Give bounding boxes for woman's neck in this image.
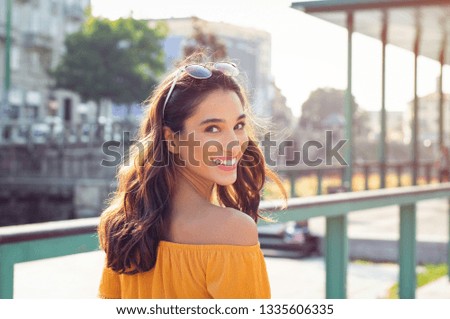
[171,167,215,212]
[162,168,216,242]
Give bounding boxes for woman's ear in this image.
[163,126,179,154]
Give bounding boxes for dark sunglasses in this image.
[162,62,239,118]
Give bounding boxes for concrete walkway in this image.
[13,250,448,299]
[307,198,449,264]
[307,198,448,242]
[14,250,400,299]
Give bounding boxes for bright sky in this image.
[91,0,450,117]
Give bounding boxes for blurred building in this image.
[0,0,91,142]
[148,17,273,117]
[403,90,450,146]
[367,110,404,143]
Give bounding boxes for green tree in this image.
[52,14,167,121]
[299,88,368,135]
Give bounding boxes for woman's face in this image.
[174,89,248,186]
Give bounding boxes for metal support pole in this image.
[411,17,421,186]
[397,165,403,187]
[399,203,417,299]
[343,12,354,191]
[438,30,446,150]
[2,0,12,118]
[317,169,323,195]
[289,173,297,198]
[364,165,369,190]
[448,198,450,281]
[325,214,348,298]
[379,10,388,189]
[0,247,14,299]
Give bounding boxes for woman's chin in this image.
[214,175,238,186]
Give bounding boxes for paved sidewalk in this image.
[303,198,449,264]
[417,277,450,299]
[13,250,395,298]
[307,198,448,243]
[14,249,446,299]
[264,255,398,298]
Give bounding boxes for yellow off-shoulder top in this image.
[98,240,271,299]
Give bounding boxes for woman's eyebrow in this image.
[199,114,246,126]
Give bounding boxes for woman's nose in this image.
[222,130,243,157]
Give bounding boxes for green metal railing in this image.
[1,183,449,299]
[277,160,437,197]
[259,182,450,298]
[0,219,99,299]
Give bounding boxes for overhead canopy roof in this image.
[291,0,450,65]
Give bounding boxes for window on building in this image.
[11,47,20,70]
[51,0,59,15]
[31,0,40,9]
[28,14,38,35]
[64,98,72,122]
[31,52,40,72]
[25,105,39,119]
[25,91,42,119]
[9,105,20,120]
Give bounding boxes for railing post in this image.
[364,165,369,190]
[425,164,431,184]
[340,167,346,188]
[399,203,416,298]
[325,214,348,298]
[0,246,14,299]
[289,173,297,198]
[396,165,402,187]
[317,169,323,195]
[448,198,450,281]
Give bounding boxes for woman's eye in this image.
[205,126,220,133]
[235,122,246,130]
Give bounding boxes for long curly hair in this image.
[98,58,287,274]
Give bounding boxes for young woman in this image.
[97,57,286,299]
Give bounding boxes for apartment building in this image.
[0,0,90,141]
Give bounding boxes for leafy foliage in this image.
[52,14,167,105]
[183,18,227,61]
[299,88,368,135]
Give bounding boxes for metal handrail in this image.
[1,183,449,299]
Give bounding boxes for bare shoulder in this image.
[207,206,259,246]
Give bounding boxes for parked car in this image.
[258,220,320,257]
[30,118,64,143]
[30,123,50,143]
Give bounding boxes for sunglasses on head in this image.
[162,62,239,118]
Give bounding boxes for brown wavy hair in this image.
[98,58,287,274]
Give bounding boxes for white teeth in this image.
[224,158,237,166]
[213,158,237,166]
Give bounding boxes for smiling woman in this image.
[97,54,287,299]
